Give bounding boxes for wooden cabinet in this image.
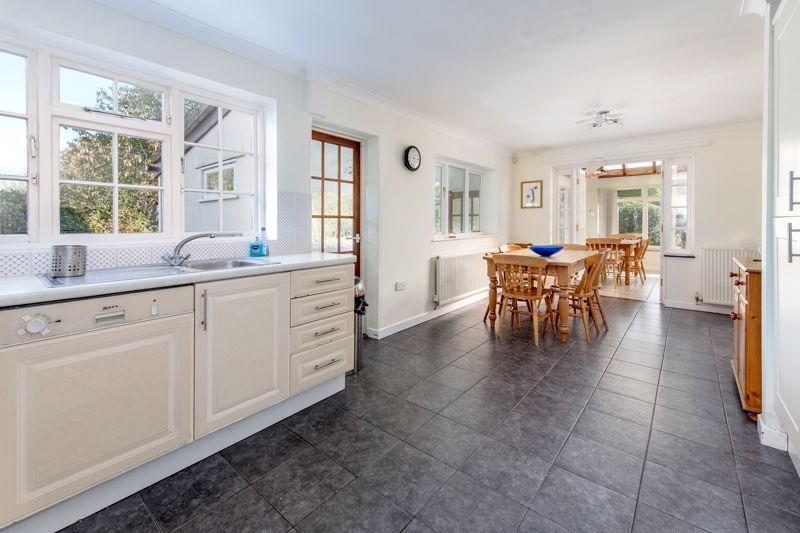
[194,274,290,437]
[730,258,762,420]
[0,315,194,527]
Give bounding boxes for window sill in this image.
[431,233,497,242]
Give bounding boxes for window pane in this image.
[670,164,688,185]
[311,218,322,252]
[223,193,254,231]
[617,199,643,234]
[312,140,322,177]
[469,172,481,232]
[221,109,254,152]
[312,179,322,215]
[672,229,688,249]
[616,188,641,198]
[0,51,26,114]
[434,165,442,233]
[0,179,27,234]
[59,67,113,110]
[340,218,353,252]
[647,200,661,246]
[324,143,338,178]
[341,146,354,181]
[338,182,353,217]
[184,99,219,147]
[671,207,688,228]
[0,116,27,176]
[647,186,661,197]
[324,180,338,216]
[59,125,112,183]
[185,191,219,232]
[183,145,218,189]
[448,166,465,234]
[117,82,162,121]
[323,218,338,252]
[118,135,162,186]
[119,188,160,233]
[671,185,687,207]
[221,152,254,194]
[60,184,112,233]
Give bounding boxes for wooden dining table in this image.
[483,248,601,343]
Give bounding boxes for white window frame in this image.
[662,155,694,254]
[0,43,38,244]
[200,159,237,201]
[0,35,270,246]
[434,160,484,238]
[613,184,662,249]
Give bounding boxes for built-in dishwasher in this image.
[0,287,195,528]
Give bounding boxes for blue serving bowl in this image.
[529,245,564,257]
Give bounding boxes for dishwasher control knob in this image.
[21,313,51,336]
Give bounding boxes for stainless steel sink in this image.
[183,258,277,271]
[38,265,194,287]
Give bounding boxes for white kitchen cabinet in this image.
[774,0,800,217]
[194,274,290,437]
[290,336,353,395]
[774,218,800,448]
[0,314,194,527]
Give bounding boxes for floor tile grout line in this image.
[136,493,166,533]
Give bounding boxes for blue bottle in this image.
[249,236,265,257]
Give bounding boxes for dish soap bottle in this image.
[249,235,265,257]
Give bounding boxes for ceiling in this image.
[95,0,763,152]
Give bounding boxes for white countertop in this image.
[0,253,356,308]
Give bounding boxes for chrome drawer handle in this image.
[314,327,341,337]
[314,277,341,284]
[314,302,342,311]
[791,170,800,211]
[315,358,341,370]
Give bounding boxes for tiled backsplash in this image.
[0,191,315,277]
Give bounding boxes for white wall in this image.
[511,122,762,308]
[0,0,513,336]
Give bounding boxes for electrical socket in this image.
[395,281,406,291]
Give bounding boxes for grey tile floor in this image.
[61,297,800,533]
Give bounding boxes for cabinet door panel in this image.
[775,0,800,217]
[195,274,290,437]
[775,218,800,449]
[0,315,193,527]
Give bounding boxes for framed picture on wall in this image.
[521,180,543,208]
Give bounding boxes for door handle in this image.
[201,289,208,330]
[790,223,800,263]
[791,171,800,211]
[354,233,361,244]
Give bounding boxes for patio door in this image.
[311,131,361,274]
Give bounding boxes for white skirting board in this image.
[1,376,345,533]
[367,291,487,339]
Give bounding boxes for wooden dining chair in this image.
[591,250,609,332]
[586,238,623,286]
[551,252,604,342]
[562,243,590,251]
[608,233,642,240]
[492,254,553,346]
[483,245,522,321]
[633,238,650,281]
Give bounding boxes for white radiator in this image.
[701,247,759,306]
[433,253,486,308]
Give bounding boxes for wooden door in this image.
[0,315,194,527]
[311,131,361,275]
[775,0,800,217]
[775,217,800,451]
[194,274,289,437]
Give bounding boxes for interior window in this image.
[0,49,30,236]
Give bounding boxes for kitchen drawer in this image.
[290,312,354,354]
[291,264,353,298]
[290,336,353,395]
[290,288,352,326]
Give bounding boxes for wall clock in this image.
[404,145,421,171]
